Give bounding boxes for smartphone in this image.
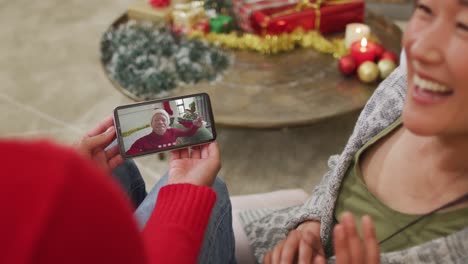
[114,93,217,159]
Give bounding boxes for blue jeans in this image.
[135,174,236,264]
[112,160,147,208]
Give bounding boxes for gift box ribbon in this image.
[261,0,358,32]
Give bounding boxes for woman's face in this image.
[402,0,468,138]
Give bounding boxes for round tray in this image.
[102,11,402,128]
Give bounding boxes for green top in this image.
[334,118,468,253]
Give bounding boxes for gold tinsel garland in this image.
[188,28,348,57]
[189,28,382,58]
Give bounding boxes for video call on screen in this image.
[117,94,215,155]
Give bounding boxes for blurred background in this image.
[0,0,412,195]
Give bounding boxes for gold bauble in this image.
[357,61,379,83]
[378,59,397,79]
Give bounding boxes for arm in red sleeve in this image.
[1,140,216,264]
[172,125,200,138]
[126,137,145,155]
[0,140,148,264]
[143,184,216,264]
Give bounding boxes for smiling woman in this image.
[238,1,468,263]
[402,0,468,137]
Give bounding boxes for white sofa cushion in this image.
[231,189,309,264]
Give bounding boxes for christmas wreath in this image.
[101,21,231,99]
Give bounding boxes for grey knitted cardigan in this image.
[240,66,468,263]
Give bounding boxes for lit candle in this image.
[345,23,371,48]
[350,38,377,67]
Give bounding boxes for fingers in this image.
[105,144,120,160]
[201,143,210,159]
[281,230,301,263]
[170,149,181,162]
[206,142,221,172]
[313,256,327,264]
[298,230,321,264]
[87,115,114,137]
[180,148,190,159]
[333,224,350,264]
[270,239,285,264]
[362,215,380,264]
[81,126,116,153]
[170,142,219,162]
[203,142,220,160]
[334,213,380,264]
[265,228,322,264]
[192,116,203,127]
[297,237,313,264]
[263,251,272,264]
[341,213,364,263]
[191,146,202,159]
[108,154,124,171]
[105,145,124,170]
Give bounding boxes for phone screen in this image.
[114,93,216,158]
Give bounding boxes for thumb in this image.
[82,126,115,150]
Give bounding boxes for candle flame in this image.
[361,38,368,47]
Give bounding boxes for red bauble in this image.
[368,42,385,60]
[338,55,357,76]
[380,51,398,64]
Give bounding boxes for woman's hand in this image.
[192,116,203,128]
[321,212,380,264]
[75,116,123,173]
[168,142,221,186]
[263,220,324,264]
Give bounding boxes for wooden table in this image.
[104,12,402,128]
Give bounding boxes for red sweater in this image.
[0,140,216,264]
[127,126,199,155]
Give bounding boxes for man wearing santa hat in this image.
[126,109,203,155]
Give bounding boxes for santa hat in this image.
[152,108,170,125]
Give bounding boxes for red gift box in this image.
[193,19,211,33]
[250,0,365,35]
[233,0,299,32]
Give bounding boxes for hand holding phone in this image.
[168,142,221,186]
[75,115,124,172]
[114,93,217,159]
